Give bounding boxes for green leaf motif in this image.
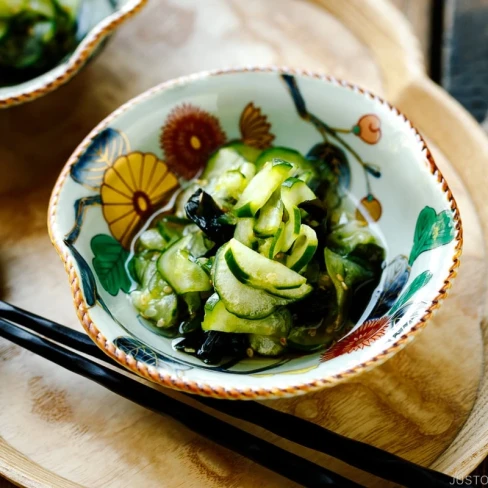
[408,206,456,266]
[390,270,432,315]
[91,234,131,296]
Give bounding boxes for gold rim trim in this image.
[47,66,463,400]
[0,0,148,108]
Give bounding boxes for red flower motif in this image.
[353,114,381,144]
[239,102,275,149]
[321,316,390,362]
[161,104,227,179]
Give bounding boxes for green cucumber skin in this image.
[255,147,308,172]
[288,244,317,272]
[226,238,306,290]
[234,160,293,217]
[286,224,318,272]
[157,236,212,294]
[213,245,288,319]
[202,295,291,336]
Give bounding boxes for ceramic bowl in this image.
[0,0,146,108]
[48,67,462,399]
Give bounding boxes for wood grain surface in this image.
[1,0,488,487]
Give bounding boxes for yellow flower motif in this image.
[101,152,179,248]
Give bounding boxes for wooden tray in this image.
[1,0,488,486]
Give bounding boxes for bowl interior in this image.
[0,0,137,101]
[49,69,460,395]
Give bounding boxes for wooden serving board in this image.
[1,1,488,486]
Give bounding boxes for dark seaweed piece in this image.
[179,312,204,335]
[289,287,336,329]
[174,329,206,354]
[185,189,235,245]
[307,142,351,190]
[197,331,248,365]
[298,198,327,222]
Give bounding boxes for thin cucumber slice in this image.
[249,334,286,356]
[139,228,167,251]
[202,147,247,182]
[255,146,316,176]
[254,189,283,237]
[268,223,286,259]
[286,224,318,272]
[202,294,291,336]
[28,0,57,18]
[157,216,188,244]
[225,141,262,163]
[213,245,287,319]
[234,160,293,217]
[0,0,27,18]
[239,161,256,180]
[131,289,178,329]
[234,217,256,248]
[157,235,212,294]
[280,177,317,252]
[225,238,306,291]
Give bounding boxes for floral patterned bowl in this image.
[48,67,462,400]
[0,0,146,108]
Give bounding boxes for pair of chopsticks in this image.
[0,300,464,487]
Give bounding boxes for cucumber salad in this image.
[129,144,386,364]
[0,0,81,85]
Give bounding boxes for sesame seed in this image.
[336,273,344,282]
[309,329,316,337]
[163,286,173,294]
[341,281,348,290]
[280,337,287,346]
[246,348,254,358]
[184,348,196,354]
[156,319,166,328]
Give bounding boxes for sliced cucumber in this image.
[239,161,256,180]
[213,245,287,319]
[280,177,316,252]
[202,147,248,182]
[202,294,291,336]
[225,238,306,291]
[234,217,256,248]
[268,223,285,259]
[0,0,27,18]
[139,228,167,251]
[131,288,178,328]
[255,146,316,177]
[157,216,188,244]
[249,334,286,356]
[29,0,57,18]
[225,141,262,163]
[234,160,293,218]
[266,282,312,300]
[157,235,212,294]
[286,224,318,272]
[254,189,283,237]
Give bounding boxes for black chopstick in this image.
[0,317,360,488]
[0,300,463,488]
